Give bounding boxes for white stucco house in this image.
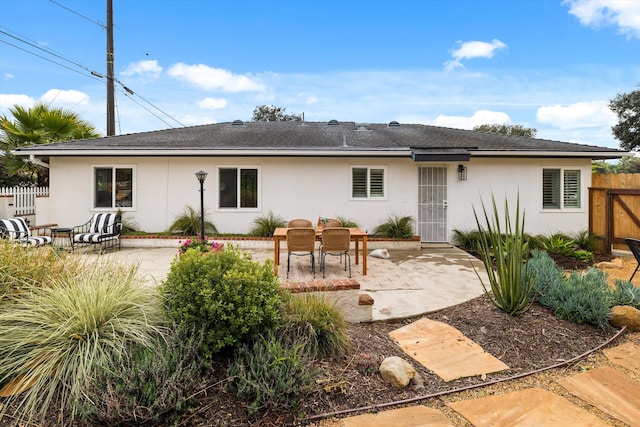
[14,120,626,242]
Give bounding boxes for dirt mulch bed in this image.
[4,254,638,427]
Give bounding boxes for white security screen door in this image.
[417,167,448,242]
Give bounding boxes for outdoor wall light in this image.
[457,164,467,181]
[195,170,208,240]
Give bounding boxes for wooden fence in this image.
[0,186,49,216]
[589,174,640,253]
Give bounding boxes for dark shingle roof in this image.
[14,121,625,158]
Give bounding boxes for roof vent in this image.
[388,121,400,127]
[232,119,244,126]
[328,119,339,125]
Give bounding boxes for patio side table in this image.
[51,227,74,251]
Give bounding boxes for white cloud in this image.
[433,110,511,129]
[168,63,265,92]
[121,60,163,78]
[536,101,616,130]
[40,89,89,106]
[4,73,15,80]
[0,94,35,109]
[445,39,507,71]
[305,95,319,105]
[563,0,640,38]
[197,97,227,110]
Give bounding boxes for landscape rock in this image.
[379,356,416,388]
[610,305,640,331]
[410,371,425,390]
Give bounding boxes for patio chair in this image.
[625,238,640,282]
[323,218,342,228]
[286,227,316,279]
[320,227,351,278]
[288,218,313,228]
[0,217,52,247]
[72,213,121,252]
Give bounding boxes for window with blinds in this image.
[351,166,386,199]
[563,170,580,208]
[542,168,581,210]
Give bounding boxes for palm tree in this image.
[0,103,100,186]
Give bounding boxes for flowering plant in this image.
[178,238,224,254]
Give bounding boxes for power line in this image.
[48,0,105,29]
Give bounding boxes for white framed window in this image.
[542,168,581,210]
[351,166,387,200]
[218,166,260,210]
[93,166,135,210]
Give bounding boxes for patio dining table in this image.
[273,227,368,276]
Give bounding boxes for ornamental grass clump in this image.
[161,245,284,357]
[473,193,534,315]
[277,293,351,359]
[0,261,163,425]
[0,240,85,300]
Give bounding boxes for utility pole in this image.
[106,0,115,136]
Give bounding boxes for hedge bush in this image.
[161,246,284,356]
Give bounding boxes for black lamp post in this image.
[195,170,208,241]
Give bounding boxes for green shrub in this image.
[572,229,599,253]
[373,214,414,239]
[473,194,534,315]
[335,216,359,228]
[611,279,640,308]
[543,233,575,256]
[525,249,566,296]
[249,210,286,237]
[79,323,209,425]
[168,205,217,236]
[542,269,614,328]
[0,262,162,424]
[451,228,482,251]
[277,293,351,359]
[161,246,284,356]
[228,333,316,415]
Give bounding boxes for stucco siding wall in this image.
[48,155,592,240]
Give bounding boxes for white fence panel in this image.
[0,186,49,216]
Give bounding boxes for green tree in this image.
[616,155,640,173]
[610,89,640,151]
[473,123,537,138]
[252,105,302,122]
[0,103,100,186]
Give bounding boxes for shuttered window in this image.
[563,170,580,208]
[351,166,387,199]
[542,168,581,210]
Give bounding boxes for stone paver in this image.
[448,387,611,427]
[389,318,509,381]
[603,342,640,375]
[558,366,640,426]
[340,406,454,427]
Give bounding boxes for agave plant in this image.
[473,193,534,316]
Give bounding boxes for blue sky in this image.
[1,0,639,149]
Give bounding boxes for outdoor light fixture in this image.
[195,170,208,240]
[457,164,467,181]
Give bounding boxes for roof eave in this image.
[472,150,628,160]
